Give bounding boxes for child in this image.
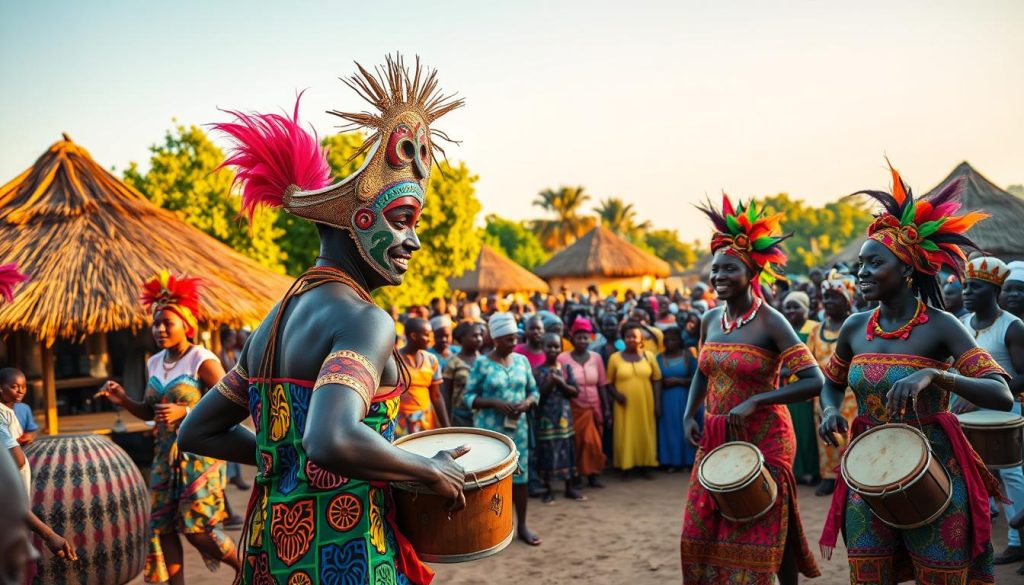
[533,333,586,503]
[0,368,37,446]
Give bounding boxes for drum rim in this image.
[392,427,520,494]
[841,423,933,493]
[416,527,515,563]
[867,461,953,530]
[956,411,1024,428]
[697,441,766,491]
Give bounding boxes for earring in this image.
[905,275,913,287]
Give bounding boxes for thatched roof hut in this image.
[448,245,548,295]
[828,162,1024,266]
[0,135,292,433]
[0,135,291,344]
[534,226,671,294]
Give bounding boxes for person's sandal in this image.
[541,492,556,505]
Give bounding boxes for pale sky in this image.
[2,0,1021,240]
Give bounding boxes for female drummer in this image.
[818,163,1014,583]
[680,195,823,584]
[96,271,240,584]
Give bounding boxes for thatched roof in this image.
[534,226,671,279]
[447,245,548,294]
[0,135,293,345]
[828,162,1024,266]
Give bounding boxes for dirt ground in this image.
[131,466,1019,584]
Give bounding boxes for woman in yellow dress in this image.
[606,322,662,478]
[396,317,449,436]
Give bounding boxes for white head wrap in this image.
[1007,261,1024,284]
[488,312,518,339]
[429,315,452,330]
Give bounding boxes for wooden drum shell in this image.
[392,428,518,563]
[697,441,778,523]
[842,424,953,530]
[958,413,1024,469]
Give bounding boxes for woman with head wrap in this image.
[680,195,823,584]
[818,162,1013,582]
[557,317,609,488]
[428,314,459,370]
[807,270,858,497]
[463,313,542,545]
[96,271,240,584]
[781,290,820,485]
[442,321,485,427]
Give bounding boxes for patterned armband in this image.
[214,364,249,407]
[314,350,380,414]
[780,344,817,376]
[953,347,1009,380]
[821,353,851,386]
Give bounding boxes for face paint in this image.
[351,181,424,284]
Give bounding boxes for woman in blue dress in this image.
[656,326,699,471]
[464,312,542,546]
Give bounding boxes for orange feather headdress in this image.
[698,194,791,298]
[140,270,204,338]
[856,160,987,279]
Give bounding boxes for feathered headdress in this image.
[855,160,987,278]
[698,194,791,298]
[820,269,857,306]
[0,263,29,304]
[140,270,204,338]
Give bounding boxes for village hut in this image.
[534,226,671,295]
[447,245,548,295]
[0,135,292,434]
[828,162,1024,267]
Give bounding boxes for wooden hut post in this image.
[40,343,57,435]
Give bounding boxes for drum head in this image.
[844,425,926,490]
[700,442,762,489]
[394,428,514,475]
[957,410,1024,428]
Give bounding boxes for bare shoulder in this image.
[926,306,967,331]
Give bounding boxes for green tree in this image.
[275,132,369,275]
[594,196,652,241]
[373,160,483,309]
[123,122,286,272]
[1008,184,1024,198]
[483,214,549,269]
[643,229,699,270]
[758,194,872,274]
[531,185,596,250]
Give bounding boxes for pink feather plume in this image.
[0,263,29,304]
[212,92,331,221]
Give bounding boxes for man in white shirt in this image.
[0,396,29,497]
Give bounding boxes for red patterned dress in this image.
[681,342,821,583]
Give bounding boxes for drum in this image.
[26,434,149,585]
[956,410,1024,469]
[697,441,777,523]
[842,424,952,529]
[392,427,519,562]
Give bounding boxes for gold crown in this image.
[965,256,1009,286]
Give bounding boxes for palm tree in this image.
[594,196,651,240]
[531,185,595,250]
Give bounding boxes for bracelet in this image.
[934,370,956,391]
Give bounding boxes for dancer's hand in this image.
[818,407,849,447]
[427,445,470,514]
[951,400,978,415]
[886,369,934,420]
[154,403,188,426]
[683,415,702,447]
[727,397,759,441]
[94,381,127,407]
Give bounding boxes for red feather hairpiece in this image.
[0,263,29,304]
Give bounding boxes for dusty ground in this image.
[132,466,1018,584]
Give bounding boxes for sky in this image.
[2,0,1022,239]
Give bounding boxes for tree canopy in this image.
[483,214,549,269]
[594,196,651,241]
[123,122,286,272]
[643,229,699,271]
[532,185,596,250]
[758,193,872,274]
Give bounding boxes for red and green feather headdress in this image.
[856,160,987,278]
[698,194,791,297]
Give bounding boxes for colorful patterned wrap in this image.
[26,434,149,585]
[680,342,821,583]
[820,351,1007,584]
[236,376,431,585]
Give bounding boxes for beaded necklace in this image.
[865,299,928,341]
[721,296,762,334]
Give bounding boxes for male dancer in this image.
[955,256,1024,575]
